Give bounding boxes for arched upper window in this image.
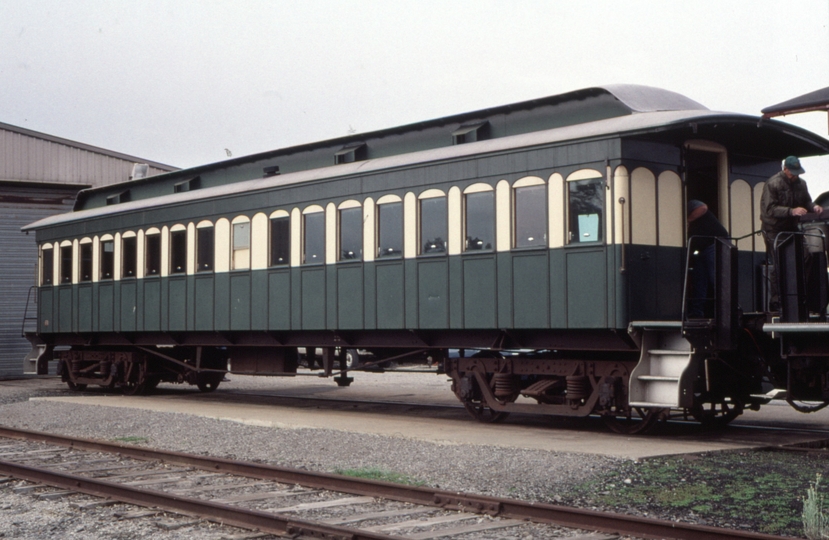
[463,184,495,252]
[566,170,604,244]
[377,195,403,258]
[513,177,546,248]
[232,216,251,270]
[419,190,447,255]
[100,234,115,280]
[303,205,325,265]
[79,238,93,282]
[338,201,362,261]
[169,224,187,274]
[122,232,137,278]
[196,221,214,272]
[41,244,54,286]
[269,210,290,266]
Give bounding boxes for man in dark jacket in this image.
[687,200,729,318]
[760,156,822,311]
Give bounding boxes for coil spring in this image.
[566,375,590,400]
[493,372,517,399]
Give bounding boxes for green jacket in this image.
[760,171,814,233]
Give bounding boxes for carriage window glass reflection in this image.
[79,243,93,282]
[100,240,114,280]
[420,197,447,254]
[303,212,325,264]
[232,221,250,270]
[568,178,603,244]
[269,217,290,266]
[464,191,494,251]
[197,227,214,272]
[41,248,54,285]
[60,246,73,284]
[169,231,187,274]
[377,202,403,258]
[515,185,547,248]
[122,237,137,278]
[145,234,161,276]
[339,207,362,261]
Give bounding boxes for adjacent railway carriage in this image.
[22,85,829,432]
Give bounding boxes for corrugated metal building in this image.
[0,122,176,376]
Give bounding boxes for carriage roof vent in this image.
[130,163,150,180]
[334,142,366,164]
[452,121,489,145]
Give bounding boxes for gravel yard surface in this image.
[0,374,822,538]
[0,376,623,539]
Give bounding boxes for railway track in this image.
[0,426,796,540]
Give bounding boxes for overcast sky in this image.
[3,1,829,191]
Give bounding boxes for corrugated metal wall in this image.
[0,186,76,376]
[0,122,175,377]
[0,126,171,188]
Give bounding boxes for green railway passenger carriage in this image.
[21,85,829,433]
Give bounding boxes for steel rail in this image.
[0,458,400,540]
[0,426,796,540]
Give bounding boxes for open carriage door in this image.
[683,141,729,231]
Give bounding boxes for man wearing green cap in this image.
[760,156,822,311]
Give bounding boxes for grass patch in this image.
[334,467,425,486]
[560,450,829,536]
[112,436,149,444]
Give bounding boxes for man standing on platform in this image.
[760,156,822,312]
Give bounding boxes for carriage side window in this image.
[464,191,494,251]
[420,196,447,254]
[232,221,251,270]
[303,211,325,264]
[122,236,137,278]
[60,245,73,284]
[514,185,547,248]
[270,216,290,266]
[568,177,603,244]
[100,240,114,280]
[41,247,54,285]
[377,202,403,258]
[339,206,362,261]
[197,226,214,272]
[145,234,161,276]
[169,230,187,274]
[79,243,93,282]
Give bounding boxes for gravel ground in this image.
[0,375,625,539]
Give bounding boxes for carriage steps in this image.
[628,322,694,409]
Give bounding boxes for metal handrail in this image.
[20,285,38,338]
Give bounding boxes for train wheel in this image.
[122,359,148,396]
[197,373,223,393]
[462,400,510,423]
[602,407,664,434]
[66,381,87,392]
[690,400,743,427]
[460,372,512,423]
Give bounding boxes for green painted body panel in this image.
[98,283,114,332]
[77,283,93,332]
[120,282,137,331]
[300,267,326,329]
[41,245,775,338]
[168,277,187,332]
[336,265,363,329]
[417,259,449,328]
[512,252,549,328]
[58,287,72,332]
[194,276,214,331]
[462,256,497,328]
[230,274,251,331]
[143,279,161,331]
[267,270,291,330]
[375,262,405,329]
[565,249,607,329]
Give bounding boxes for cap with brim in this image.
[784,155,806,175]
